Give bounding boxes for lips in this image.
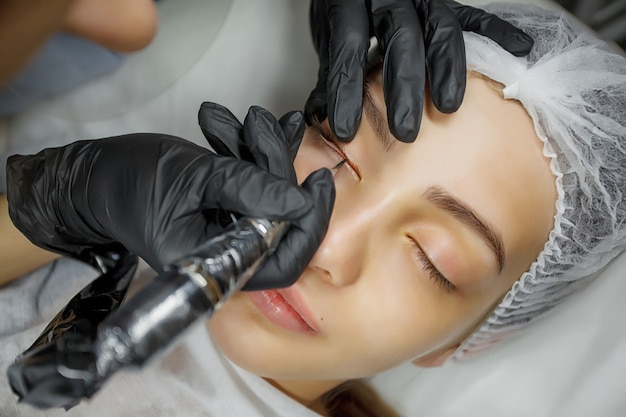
[246,287,319,334]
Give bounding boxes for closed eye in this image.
[410,238,455,293]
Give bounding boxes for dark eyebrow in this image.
[424,186,506,272]
[363,82,395,152]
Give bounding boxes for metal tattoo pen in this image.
[94,217,289,380]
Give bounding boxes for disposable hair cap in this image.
[454,2,626,359]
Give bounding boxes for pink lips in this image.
[246,287,319,334]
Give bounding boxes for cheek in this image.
[293,149,319,184]
[205,294,261,366]
[329,253,469,371]
[361,251,507,366]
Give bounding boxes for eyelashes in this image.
[311,122,362,180]
[412,240,455,293]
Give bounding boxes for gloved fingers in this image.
[325,0,370,142]
[242,106,298,183]
[421,0,466,113]
[305,0,331,126]
[372,0,425,142]
[198,102,247,160]
[242,168,335,290]
[443,0,534,57]
[278,111,306,161]
[304,69,330,129]
[309,0,331,57]
[197,155,313,221]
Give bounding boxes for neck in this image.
[265,377,346,413]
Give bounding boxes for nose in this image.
[308,185,381,287]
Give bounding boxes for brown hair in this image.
[318,380,401,417]
[468,70,505,96]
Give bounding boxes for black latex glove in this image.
[6,132,334,290]
[198,103,334,290]
[305,0,535,143]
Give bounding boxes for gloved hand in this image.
[198,103,333,290]
[6,130,334,290]
[305,0,535,143]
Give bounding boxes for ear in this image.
[411,344,459,368]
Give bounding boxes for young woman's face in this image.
[207,73,557,382]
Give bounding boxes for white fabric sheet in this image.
[1,0,624,416]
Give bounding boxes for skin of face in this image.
[206,72,557,402]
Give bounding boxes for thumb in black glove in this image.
[198,102,335,290]
[305,0,534,143]
[6,130,334,290]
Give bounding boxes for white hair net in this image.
[454,2,626,359]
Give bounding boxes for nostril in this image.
[308,265,333,283]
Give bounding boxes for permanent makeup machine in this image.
[7,160,345,409]
[7,217,289,409]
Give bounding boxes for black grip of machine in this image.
[6,251,138,410]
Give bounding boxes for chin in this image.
[205,294,306,378]
[205,294,403,380]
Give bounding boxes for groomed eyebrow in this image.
[424,186,506,272]
[363,82,395,152]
